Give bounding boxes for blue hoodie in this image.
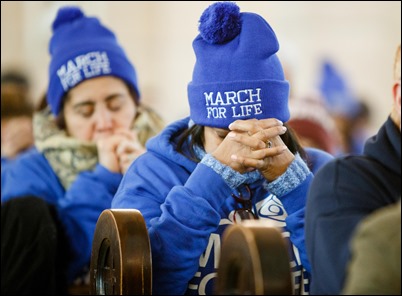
[1,148,123,282]
[112,117,333,295]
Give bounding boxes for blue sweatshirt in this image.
[112,117,333,295]
[305,116,401,295]
[1,148,123,282]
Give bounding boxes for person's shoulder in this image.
[314,150,371,173]
[1,147,56,202]
[310,151,381,197]
[304,147,334,174]
[12,146,43,161]
[146,117,189,151]
[4,147,50,173]
[305,147,333,162]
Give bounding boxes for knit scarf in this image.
[33,108,98,189]
[33,106,165,190]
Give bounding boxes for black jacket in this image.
[305,116,401,295]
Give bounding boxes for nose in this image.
[94,106,113,134]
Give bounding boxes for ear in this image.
[392,80,401,130]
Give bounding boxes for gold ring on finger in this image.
[266,140,273,148]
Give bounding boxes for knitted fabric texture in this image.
[188,1,290,128]
[47,6,140,116]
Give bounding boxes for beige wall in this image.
[1,1,401,129]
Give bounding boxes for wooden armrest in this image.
[215,220,292,295]
[90,209,152,295]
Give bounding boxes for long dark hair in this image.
[176,123,307,163]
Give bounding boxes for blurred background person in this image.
[318,60,373,155]
[1,70,35,165]
[348,99,373,155]
[288,92,341,155]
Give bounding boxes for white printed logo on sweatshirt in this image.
[188,194,309,295]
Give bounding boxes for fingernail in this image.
[227,132,236,138]
[231,154,238,160]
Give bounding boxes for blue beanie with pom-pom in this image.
[47,6,140,116]
[188,2,290,128]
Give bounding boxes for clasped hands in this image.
[211,118,295,182]
[96,128,145,174]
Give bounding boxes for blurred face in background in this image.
[62,76,137,142]
[1,115,33,158]
[1,81,34,158]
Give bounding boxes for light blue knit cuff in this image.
[200,154,247,189]
[262,154,310,197]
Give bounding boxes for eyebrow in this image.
[71,93,123,110]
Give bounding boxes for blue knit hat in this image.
[47,6,140,116]
[187,2,290,128]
